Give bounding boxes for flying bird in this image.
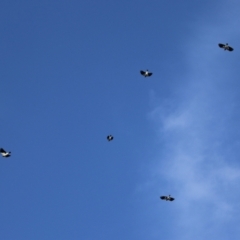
[140,70,152,77]
[0,148,11,158]
[218,43,234,51]
[160,195,174,201]
[107,135,114,141]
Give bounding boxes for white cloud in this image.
[148,96,240,239]
[142,3,240,239]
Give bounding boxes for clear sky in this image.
[1,0,240,239]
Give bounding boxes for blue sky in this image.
[1,0,240,239]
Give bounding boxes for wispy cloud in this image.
[142,3,240,240]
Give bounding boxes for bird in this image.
[140,70,153,77]
[218,43,234,51]
[160,195,174,201]
[107,135,114,141]
[0,148,11,158]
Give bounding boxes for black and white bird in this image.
[218,43,234,51]
[107,135,114,141]
[140,70,152,77]
[0,148,11,158]
[160,195,174,201]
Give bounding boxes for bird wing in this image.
[0,148,6,153]
[218,43,225,48]
[169,197,175,201]
[140,71,145,75]
[160,196,166,200]
[148,73,152,76]
[228,47,234,51]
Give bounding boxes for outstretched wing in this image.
[0,148,6,153]
[218,43,225,48]
[140,70,145,75]
[160,196,166,200]
[169,197,175,201]
[148,72,152,76]
[228,46,234,51]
